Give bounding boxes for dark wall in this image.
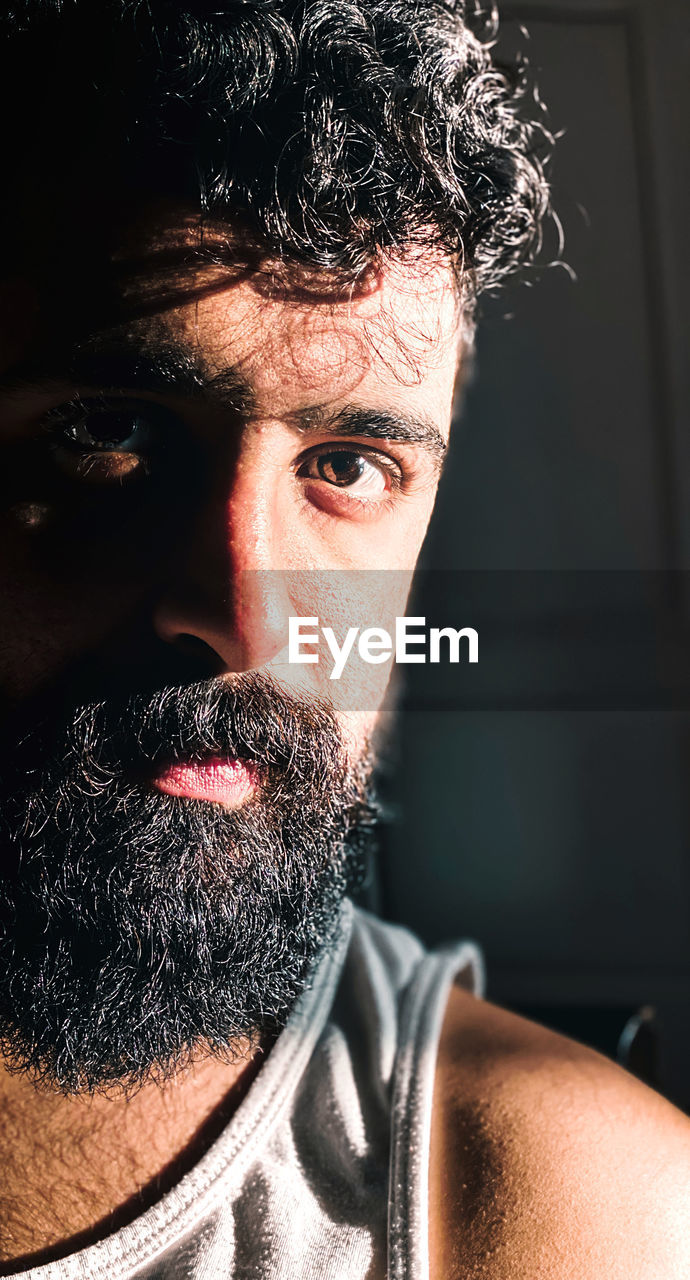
[378,0,690,1110]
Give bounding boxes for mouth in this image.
[149,756,259,808]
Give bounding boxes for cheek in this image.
[267,566,416,720]
[0,519,154,701]
[288,488,439,573]
[0,445,207,701]
[337,709,380,771]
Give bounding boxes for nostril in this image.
[172,633,227,678]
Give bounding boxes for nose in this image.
[151,457,292,675]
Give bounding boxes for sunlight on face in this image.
[0,224,464,758]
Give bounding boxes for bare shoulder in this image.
[429,983,690,1280]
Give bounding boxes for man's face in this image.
[0,221,461,1090]
[0,238,459,720]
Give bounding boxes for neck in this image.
[0,1042,264,1273]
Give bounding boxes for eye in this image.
[42,397,172,484]
[62,407,153,452]
[298,448,397,498]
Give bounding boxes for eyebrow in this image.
[0,339,253,415]
[292,406,447,466]
[0,336,447,464]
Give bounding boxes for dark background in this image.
[373,0,690,1111]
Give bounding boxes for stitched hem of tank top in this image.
[387,940,484,1280]
[11,898,355,1280]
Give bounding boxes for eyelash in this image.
[36,395,179,487]
[294,444,405,488]
[42,395,156,447]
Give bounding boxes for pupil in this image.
[82,411,138,446]
[319,453,364,486]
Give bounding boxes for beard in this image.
[0,671,375,1094]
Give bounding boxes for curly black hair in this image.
[2,0,552,316]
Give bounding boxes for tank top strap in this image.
[387,939,485,1280]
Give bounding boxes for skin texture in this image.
[1,224,690,1273]
[429,985,690,1279]
[0,1047,264,1269]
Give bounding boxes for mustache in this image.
[1,669,353,802]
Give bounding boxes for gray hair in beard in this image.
[0,672,376,1094]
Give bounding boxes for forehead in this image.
[112,215,463,419]
[2,218,463,437]
[177,257,462,402]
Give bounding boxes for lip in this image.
[150,757,258,807]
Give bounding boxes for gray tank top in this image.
[13,902,483,1280]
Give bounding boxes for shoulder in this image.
[429,983,690,1280]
